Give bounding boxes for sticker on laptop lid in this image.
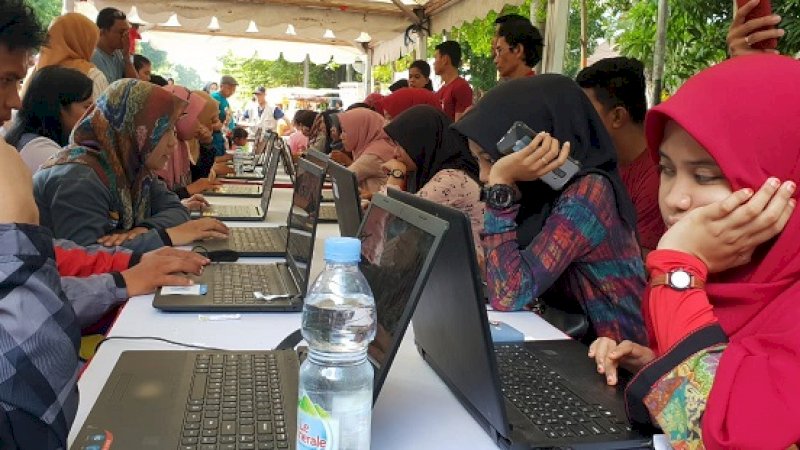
[161,285,208,296]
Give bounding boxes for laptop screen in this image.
[285,159,324,292]
[259,145,280,211]
[357,195,439,396]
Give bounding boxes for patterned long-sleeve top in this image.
[482,174,647,344]
[0,223,80,449]
[417,169,485,261]
[626,250,727,449]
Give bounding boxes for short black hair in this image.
[96,7,126,31]
[0,0,46,52]
[388,79,408,92]
[576,57,647,124]
[5,66,93,148]
[149,74,168,86]
[293,110,318,128]
[494,14,528,26]
[409,59,431,78]
[435,41,462,68]
[496,19,543,68]
[133,54,151,71]
[232,127,248,140]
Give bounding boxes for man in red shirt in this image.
[493,15,543,80]
[433,41,473,121]
[577,57,666,255]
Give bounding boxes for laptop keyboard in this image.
[181,353,290,450]
[206,205,258,218]
[319,205,337,221]
[214,185,261,195]
[494,345,630,440]
[229,228,285,253]
[212,264,286,305]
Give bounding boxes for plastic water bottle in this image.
[297,237,376,450]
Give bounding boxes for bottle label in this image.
[297,392,337,450]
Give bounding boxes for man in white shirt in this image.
[241,86,277,136]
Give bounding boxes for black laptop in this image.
[199,154,339,257]
[194,144,281,222]
[223,133,275,181]
[387,190,653,450]
[327,160,362,238]
[70,193,449,450]
[154,159,327,312]
[302,150,335,203]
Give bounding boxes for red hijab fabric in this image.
[382,88,442,119]
[645,54,800,449]
[338,108,397,162]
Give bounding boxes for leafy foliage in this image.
[218,53,344,93]
[25,0,60,29]
[138,42,205,89]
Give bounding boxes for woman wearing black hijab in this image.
[384,105,484,258]
[454,74,646,345]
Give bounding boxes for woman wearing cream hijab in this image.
[34,13,109,100]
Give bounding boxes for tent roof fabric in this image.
[81,0,526,64]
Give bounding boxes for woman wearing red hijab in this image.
[589,54,800,448]
[382,87,442,120]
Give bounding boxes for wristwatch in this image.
[650,269,705,291]
[387,168,405,179]
[482,184,517,209]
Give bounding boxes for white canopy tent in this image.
[66,0,570,87]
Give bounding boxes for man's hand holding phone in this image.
[489,130,572,187]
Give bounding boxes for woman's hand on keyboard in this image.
[166,218,230,246]
[588,337,655,386]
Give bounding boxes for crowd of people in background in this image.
[0,0,799,447]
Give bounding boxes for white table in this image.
[69,183,669,449]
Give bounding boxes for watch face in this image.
[669,271,691,289]
[490,187,512,206]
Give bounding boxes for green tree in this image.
[25,0,60,28]
[219,53,342,94]
[172,64,204,89]
[138,41,171,74]
[609,0,800,93]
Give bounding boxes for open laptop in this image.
[387,190,653,450]
[222,133,275,180]
[302,150,335,203]
[154,159,327,311]
[278,138,296,185]
[193,144,281,221]
[199,154,340,257]
[328,160,362,238]
[70,194,448,450]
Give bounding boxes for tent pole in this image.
[303,55,310,88]
[417,33,427,61]
[651,0,668,106]
[541,0,569,74]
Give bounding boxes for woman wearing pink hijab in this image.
[338,108,397,195]
[157,85,221,208]
[589,54,800,448]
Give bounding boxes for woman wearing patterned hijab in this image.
[34,80,229,252]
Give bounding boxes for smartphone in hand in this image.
[496,121,581,190]
[736,0,778,50]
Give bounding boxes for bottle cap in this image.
[324,237,361,263]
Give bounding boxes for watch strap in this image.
[650,272,705,290]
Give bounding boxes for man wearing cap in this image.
[242,86,277,135]
[211,75,238,158]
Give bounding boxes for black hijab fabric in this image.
[453,74,637,248]
[384,105,480,194]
